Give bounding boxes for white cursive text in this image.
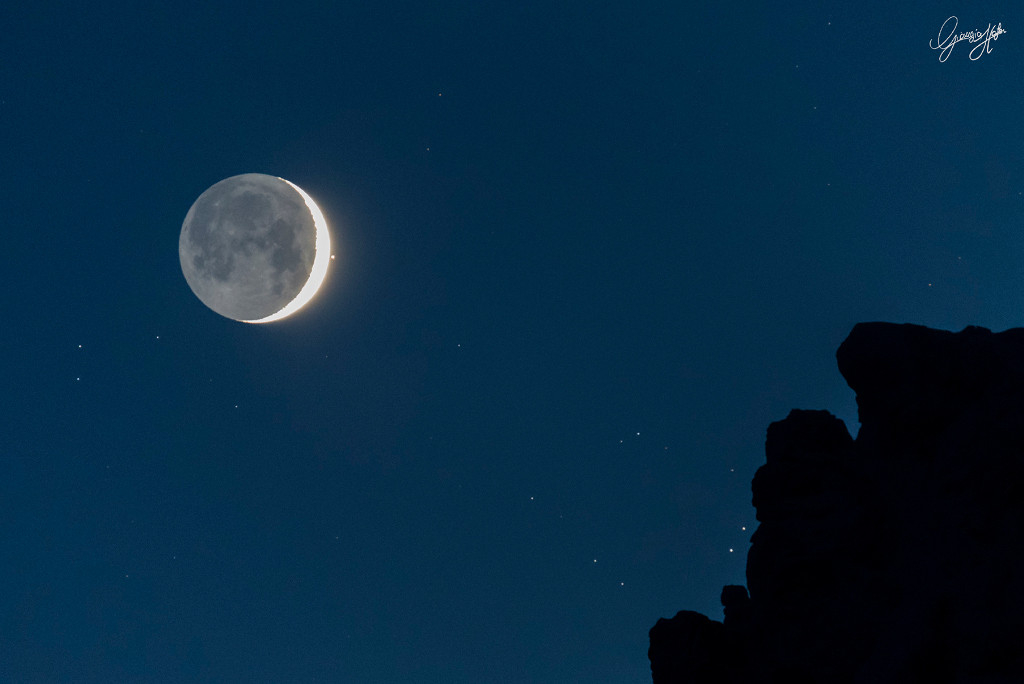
[930,16,1006,62]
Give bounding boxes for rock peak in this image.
[649,322,1024,683]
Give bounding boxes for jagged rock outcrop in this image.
[650,322,1024,683]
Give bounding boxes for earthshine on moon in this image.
[179,173,331,323]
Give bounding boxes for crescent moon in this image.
[178,174,333,324]
[245,179,331,324]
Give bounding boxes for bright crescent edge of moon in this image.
[243,178,332,324]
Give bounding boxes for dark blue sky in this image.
[2,1,1021,681]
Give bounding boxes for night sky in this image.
[2,1,1021,681]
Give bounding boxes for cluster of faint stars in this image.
[77,345,757,591]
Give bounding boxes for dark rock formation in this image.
[649,322,1024,683]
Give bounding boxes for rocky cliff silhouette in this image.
[649,322,1024,683]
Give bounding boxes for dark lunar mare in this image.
[179,173,317,321]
